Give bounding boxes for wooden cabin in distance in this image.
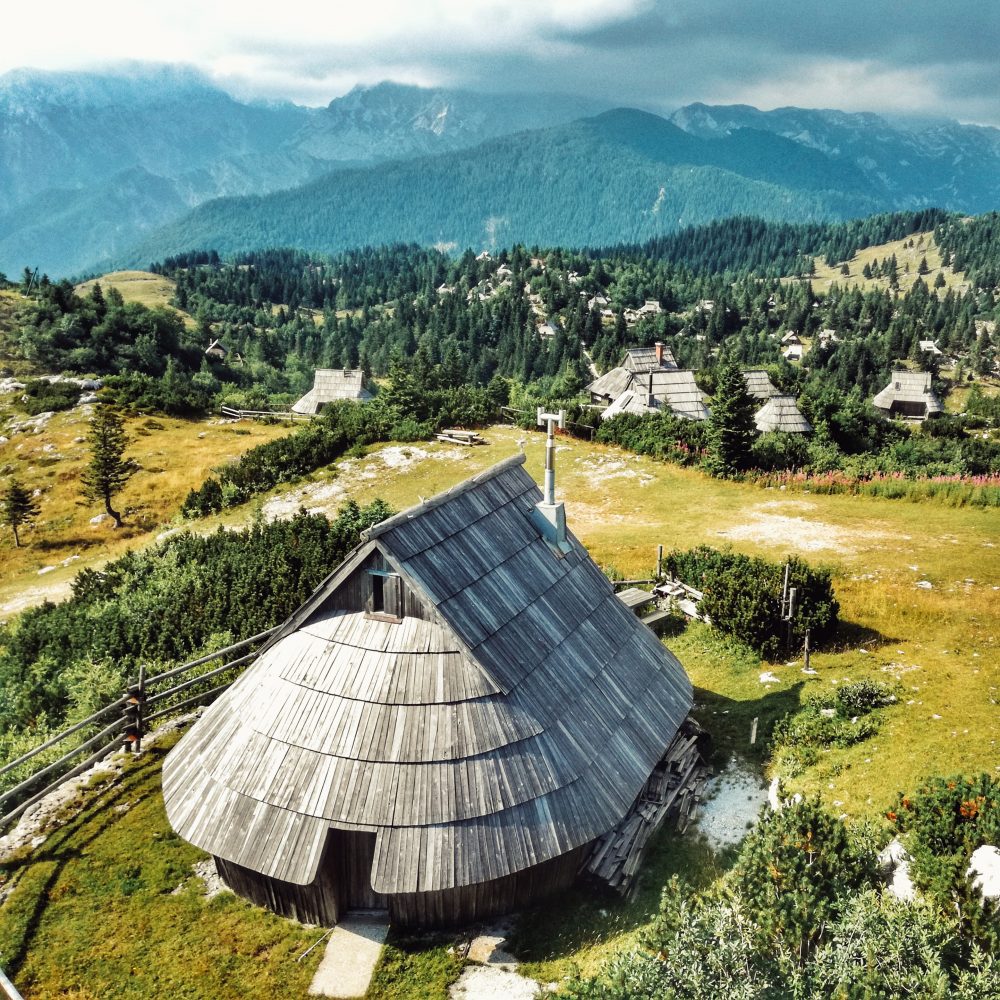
[741,370,779,402]
[587,342,678,405]
[292,369,373,414]
[162,451,694,928]
[872,370,943,421]
[600,368,710,422]
[754,395,812,434]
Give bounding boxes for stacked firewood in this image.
[583,718,711,893]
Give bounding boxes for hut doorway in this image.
[329,830,390,911]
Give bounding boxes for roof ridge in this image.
[362,452,527,541]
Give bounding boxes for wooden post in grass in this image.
[656,544,663,579]
[803,630,811,672]
[123,666,145,754]
[750,717,758,746]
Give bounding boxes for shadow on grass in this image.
[829,618,899,654]
[32,536,103,552]
[694,681,805,770]
[0,746,167,978]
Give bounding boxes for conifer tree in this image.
[705,361,758,478]
[81,407,134,528]
[2,479,40,547]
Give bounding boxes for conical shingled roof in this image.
[754,395,812,434]
[163,455,692,896]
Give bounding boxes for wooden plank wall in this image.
[214,851,341,926]
[388,845,587,927]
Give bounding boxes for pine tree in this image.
[2,479,41,547]
[81,407,134,528]
[705,362,758,478]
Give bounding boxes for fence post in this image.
[656,544,663,579]
[123,668,146,754]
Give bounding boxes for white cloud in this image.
[1,0,997,123]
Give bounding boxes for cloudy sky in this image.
[3,0,999,125]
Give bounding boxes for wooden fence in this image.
[0,627,280,833]
[219,405,314,423]
[0,966,24,1000]
[499,405,596,441]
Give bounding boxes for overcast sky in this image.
[3,1,999,125]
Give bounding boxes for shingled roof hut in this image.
[741,370,779,401]
[872,371,943,420]
[588,343,677,404]
[162,451,693,927]
[600,369,710,422]
[292,369,373,414]
[754,395,812,434]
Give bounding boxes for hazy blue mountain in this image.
[669,103,1000,213]
[125,109,885,267]
[299,81,606,162]
[0,69,606,276]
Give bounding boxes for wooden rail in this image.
[0,965,25,1000]
[220,405,313,422]
[0,626,280,832]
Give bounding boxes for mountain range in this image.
[1,65,999,277]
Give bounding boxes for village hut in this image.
[204,338,227,360]
[587,343,677,405]
[872,370,943,420]
[292,369,373,414]
[162,448,694,928]
[754,395,812,434]
[741,370,779,401]
[600,368,709,422]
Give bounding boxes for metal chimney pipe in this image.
[655,341,664,366]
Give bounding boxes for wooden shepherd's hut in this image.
[162,448,694,928]
[872,371,943,420]
[754,395,812,434]
[587,343,677,404]
[292,369,373,414]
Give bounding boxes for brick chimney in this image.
[655,341,664,366]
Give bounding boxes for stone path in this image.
[449,923,549,1000]
[309,914,389,998]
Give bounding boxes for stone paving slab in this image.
[309,915,389,998]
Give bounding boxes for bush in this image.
[664,546,839,658]
[891,773,1000,951]
[19,379,79,415]
[731,798,879,963]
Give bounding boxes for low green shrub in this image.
[664,546,839,658]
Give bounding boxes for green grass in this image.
[366,933,464,1000]
[784,231,971,296]
[0,734,323,999]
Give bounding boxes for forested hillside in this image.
[125,111,888,266]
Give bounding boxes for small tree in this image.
[705,361,758,478]
[2,479,41,547]
[81,406,134,528]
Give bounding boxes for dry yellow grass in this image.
[0,410,291,616]
[74,271,195,327]
[786,231,970,296]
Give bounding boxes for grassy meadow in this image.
[74,271,195,327]
[787,230,970,296]
[0,408,292,616]
[1,423,998,997]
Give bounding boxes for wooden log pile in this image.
[582,717,711,894]
[654,579,708,622]
[436,429,487,446]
